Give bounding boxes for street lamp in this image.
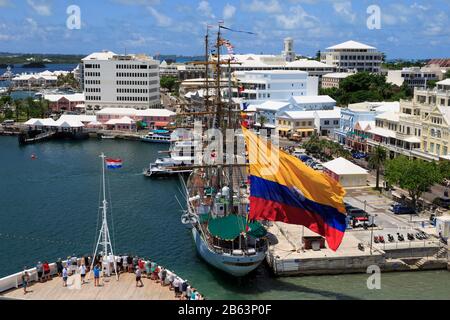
[370,214,378,255]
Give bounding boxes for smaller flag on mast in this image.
[105,158,123,169]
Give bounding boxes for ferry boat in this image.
[140,130,171,144]
[143,155,195,177]
[178,25,268,277]
[143,138,201,178]
[141,134,171,144]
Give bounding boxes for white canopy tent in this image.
[323,157,369,188]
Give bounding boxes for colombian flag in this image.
[243,128,347,251]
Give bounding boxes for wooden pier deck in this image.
[1,272,177,300]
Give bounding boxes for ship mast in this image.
[90,153,118,280]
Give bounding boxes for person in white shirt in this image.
[79,264,86,284]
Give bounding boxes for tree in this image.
[320,72,414,106]
[57,73,79,89]
[258,115,268,128]
[385,156,441,210]
[368,145,387,191]
[444,70,450,80]
[160,76,177,92]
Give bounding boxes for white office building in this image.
[82,51,160,113]
[233,70,318,103]
[321,40,383,73]
[387,66,442,89]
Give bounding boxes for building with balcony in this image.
[233,70,318,103]
[320,40,383,73]
[275,107,341,138]
[335,101,400,147]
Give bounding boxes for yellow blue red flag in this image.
[243,127,347,251]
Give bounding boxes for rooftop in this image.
[279,110,316,120]
[254,101,291,111]
[290,95,336,104]
[323,72,355,79]
[323,157,368,175]
[44,93,85,102]
[437,79,450,86]
[96,108,175,117]
[326,40,376,50]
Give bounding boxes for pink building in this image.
[96,108,176,129]
[44,93,85,113]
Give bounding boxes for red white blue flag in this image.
[105,158,123,169]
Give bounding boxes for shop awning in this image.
[154,121,169,127]
[296,128,315,133]
[278,128,291,132]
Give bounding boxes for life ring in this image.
[181,214,198,225]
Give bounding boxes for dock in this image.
[267,222,447,276]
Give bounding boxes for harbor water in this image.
[0,136,449,300]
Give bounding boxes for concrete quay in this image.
[266,222,447,276]
[266,187,449,276]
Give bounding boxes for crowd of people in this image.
[20,254,204,300]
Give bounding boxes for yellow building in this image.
[276,111,316,138]
[421,106,450,158]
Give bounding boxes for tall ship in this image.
[178,24,269,277]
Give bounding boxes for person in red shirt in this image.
[43,261,51,281]
[138,259,145,274]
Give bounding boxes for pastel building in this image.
[44,93,85,113]
[335,102,400,147]
[96,108,176,129]
[275,107,341,138]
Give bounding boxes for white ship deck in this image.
[1,272,177,300]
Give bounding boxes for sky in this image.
[0,0,449,59]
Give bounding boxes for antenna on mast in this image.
[90,153,118,281]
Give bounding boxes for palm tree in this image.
[368,145,387,191]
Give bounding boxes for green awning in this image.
[207,215,267,241]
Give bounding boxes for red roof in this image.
[154,121,169,127]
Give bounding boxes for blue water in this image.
[0,64,77,75]
[0,136,449,299]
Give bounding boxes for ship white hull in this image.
[192,227,265,277]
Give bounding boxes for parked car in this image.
[352,152,367,159]
[298,154,312,162]
[432,196,450,209]
[312,163,324,171]
[390,204,415,215]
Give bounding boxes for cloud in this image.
[243,0,282,14]
[0,0,11,7]
[275,6,320,30]
[113,0,160,5]
[223,3,236,20]
[147,6,172,27]
[27,0,52,16]
[333,1,356,23]
[197,0,215,18]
